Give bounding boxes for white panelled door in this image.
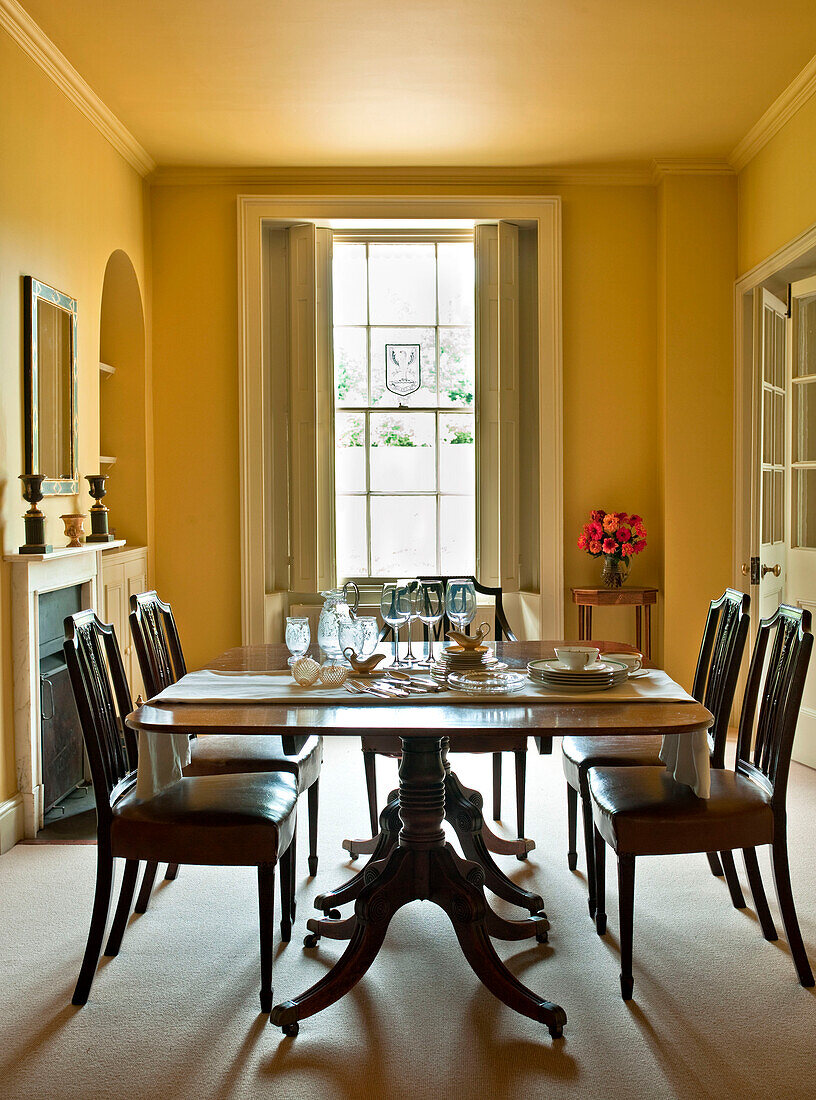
[757,289,787,621]
[787,275,816,767]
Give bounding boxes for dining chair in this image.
[362,576,535,855]
[64,609,298,1013]
[129,591,322,912]
[561,588,750,917]
[589,603,814,999]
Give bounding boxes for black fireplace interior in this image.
[39,586,85,811]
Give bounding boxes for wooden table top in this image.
[127,640,712,741]
[570,586,658,606]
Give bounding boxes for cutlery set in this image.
[346,674,443,698]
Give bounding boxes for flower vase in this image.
[601,554,630,588]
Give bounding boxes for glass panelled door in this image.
[786,274,816,767]
[758,289,787,621]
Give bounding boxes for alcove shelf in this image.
[99,361,116,377]
[99,455,117,466]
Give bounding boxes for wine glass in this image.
[285,616,311,666]
[380,583,411,667]
[446,579,477,635]
[416,580,445,667]
[399,579,421,666]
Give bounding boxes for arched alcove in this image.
[99,250,148,545]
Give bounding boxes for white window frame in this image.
[333,231,477,581]
[238,195,563,644]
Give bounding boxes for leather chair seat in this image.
[588,766,773,857]
[111,772,298,866]
[186,733,322,793]
[562,734,663,790]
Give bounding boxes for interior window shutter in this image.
[476,222,520,590]
[288,224,335,592]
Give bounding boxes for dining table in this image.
[127,639,713,1040]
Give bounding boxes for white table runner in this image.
[143,668,709,799]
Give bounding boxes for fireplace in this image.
[38,585,84,810]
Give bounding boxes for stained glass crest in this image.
[385,343,421,397]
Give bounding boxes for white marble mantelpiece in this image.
[5,541,125,836]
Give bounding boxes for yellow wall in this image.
[659,175,738,688]
[0,30,147,803]
[739,93,816,275]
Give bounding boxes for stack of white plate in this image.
[430,645,507,685]
[527,658,628,693]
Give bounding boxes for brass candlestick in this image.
[18,474,51,554]
[84,474,115,542]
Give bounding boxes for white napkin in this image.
[135,730,192,800]
[659,730,710,799]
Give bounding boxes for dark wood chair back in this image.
[735,604,812,812]
[129,590,187,697]
[691,588,750,768]
[63,610,136,829]
[378,576,518,644]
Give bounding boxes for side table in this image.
[570,586,658,660]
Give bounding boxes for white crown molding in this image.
[0,0,155,176]
[150,164,654,188]
[650,158,735,185]
[730,52,816,172]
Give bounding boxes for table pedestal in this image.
[270,736,566,1039]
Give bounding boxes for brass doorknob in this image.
[741,563,750,576]
[761,563,781,578]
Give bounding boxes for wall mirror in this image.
[24,276,79,495]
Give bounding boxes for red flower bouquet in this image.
[577,510,647,587]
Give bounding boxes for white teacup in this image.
[605,651,643,674]
[555,645,601,670]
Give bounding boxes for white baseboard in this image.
[0,794,24,854]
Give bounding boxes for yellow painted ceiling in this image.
[21,0,816,167]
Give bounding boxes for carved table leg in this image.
[444,756,546,917]
[271,736,566,1039]
[342,788,398,858]
[315,796,400,915]
[453,769,536,858]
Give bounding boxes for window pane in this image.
[762,470,772,545]
[334,327,368,406]
[440,496,476,574]
[439,327,475,407]
[369,412,435,492]
[370,327,436,407]
[774,391,785,466]
[774,312,786,389]
[335,412,366,492]
[763,313,774,383]
[438,243,474,325]
[794,380,816,462]
[762,389,772,464]
[336,494,368,577]
[796,294,816,377]
[333,244,367,325]
[794,468,816,548]
[368,244,436,324]
[773,469,784,543]
[370,496,436,575]
[439,414,475,492]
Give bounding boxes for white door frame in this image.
[237,194,563,645]
[733,217,816,603]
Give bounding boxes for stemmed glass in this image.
[399,579,421,665]
[380,582,411,667]
[416,580,445,667]
[285,616,311,666]
[445,579,477,635]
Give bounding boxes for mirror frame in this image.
[23,276,79,496]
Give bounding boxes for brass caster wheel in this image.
[303,933,320,948]
[325,908,341,920]
[515,853,529,862]
[536,930,549,944]
[346,847,360,860]
[282,1022,299,1037]
[548,1023,563,1040]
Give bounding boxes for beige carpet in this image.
[1,735,814,1100]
